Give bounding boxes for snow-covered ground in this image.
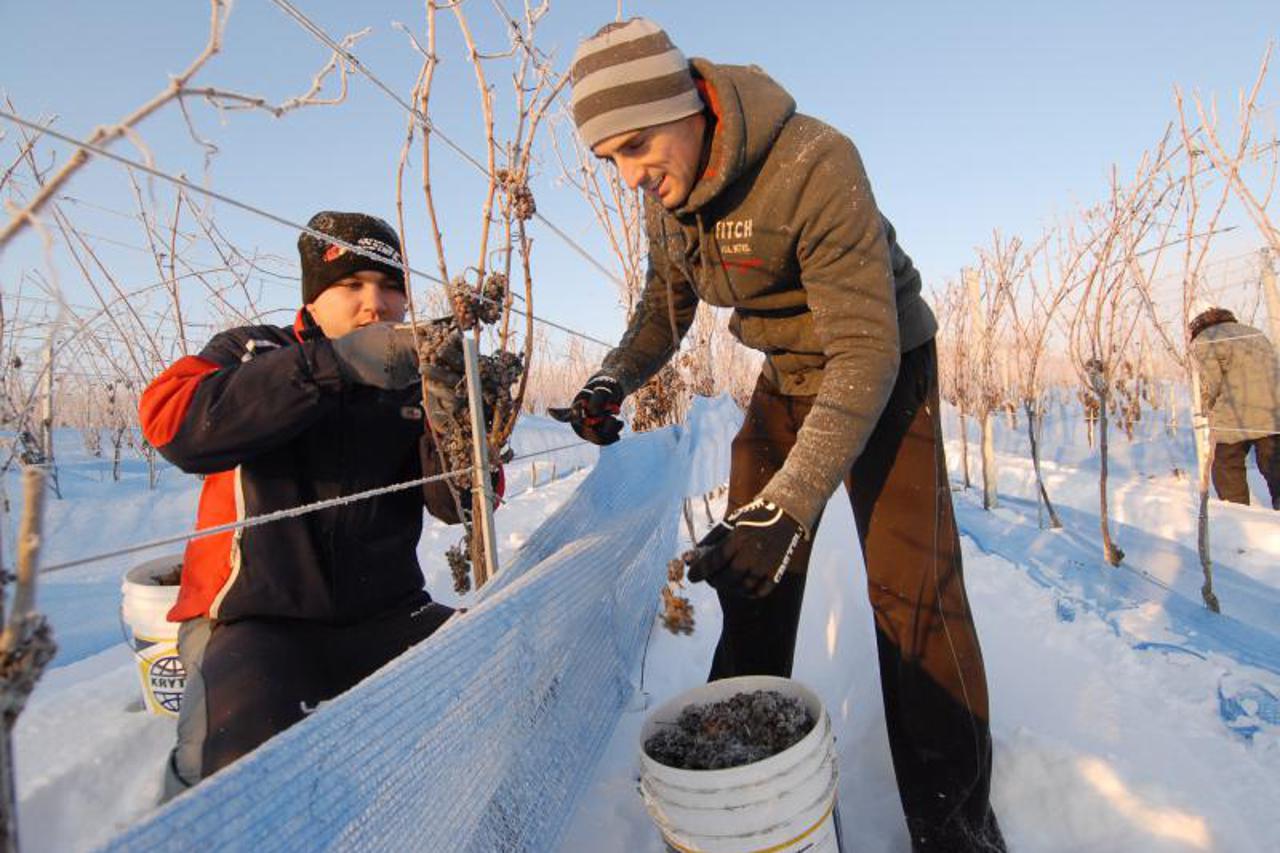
[562,401,1280,853]
[11,416,596,852]
[9,398,1280,852]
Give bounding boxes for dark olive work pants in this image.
[163,591,453,799]
[713,341,1005,852]
[1212,435,1280,510]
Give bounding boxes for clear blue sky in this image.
[1,1,1276,352]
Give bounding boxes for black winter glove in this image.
[687,498,807,598]
[330,323,419,390]
[548,373,624,446]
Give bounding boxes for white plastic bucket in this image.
[120,555,186,717]
[639,675,840,853]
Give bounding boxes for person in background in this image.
[1190,306,1280,509]
[554,18,1004,851]
[140,211,481,796]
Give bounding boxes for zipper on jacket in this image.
[326,387,347,608]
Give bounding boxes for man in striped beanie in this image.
[558,17,1006,852]
[569,19,706,210]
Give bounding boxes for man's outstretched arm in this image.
[140,330,343,474]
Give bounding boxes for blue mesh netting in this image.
[100,396,741,852]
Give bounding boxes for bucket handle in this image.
[118,604,135,649]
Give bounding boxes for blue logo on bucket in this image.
[146,652,186,714]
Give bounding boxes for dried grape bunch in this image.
[446,539,472,594]
[660,586,695,635]
[479,350,523,405]
[659,553,696,635]
[438,420,474,475]
[448,273,507,330]
[477,350,524,439]
[644,690,815,770]
[154,564,183,586]
[2,617,57,716]
[509,182,536,221]
[497,168,536,221]
[1077,387,1102,420]
[482,349,523,383]
[478,273,507,325]
[632,363,686,432]
[669,555,688,584]
[414,270,523,593]
[448,276,480,331]
[431,351,523,476]
[415,322,463,371]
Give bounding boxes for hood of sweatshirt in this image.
[677,59,797,216]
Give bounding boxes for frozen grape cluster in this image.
[497,168,536,221]
[660,555,695,635]
[478,273,507,324]
[438,421,474,477]
[446,540,472,595]
[416,322,463,370]
[448,277,480,331]
[420,258,527,592]
[447,273,507,331]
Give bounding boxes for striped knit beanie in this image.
[570,18,704,149]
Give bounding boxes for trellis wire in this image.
[96,397,738,853]
[38,439,587,575]
[266,0,628,291]
[0,109,615,349]
[1,105,615,585]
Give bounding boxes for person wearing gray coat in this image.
[1189,307,1280,509]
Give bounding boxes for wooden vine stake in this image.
[1189,367,1221,612]
[462,337,499,587]
[0,466,58,851]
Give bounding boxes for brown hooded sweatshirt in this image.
[600,59,937,530]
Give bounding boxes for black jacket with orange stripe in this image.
[140,311,465,625]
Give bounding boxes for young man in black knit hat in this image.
[141,211,476,796]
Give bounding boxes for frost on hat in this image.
[298,211,405,304]
[570,18,704,149]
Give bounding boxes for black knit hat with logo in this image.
[298,211,406,304]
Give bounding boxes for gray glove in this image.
[417,328,467,430]
[329,323,419,389]
[424,362,466,431]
